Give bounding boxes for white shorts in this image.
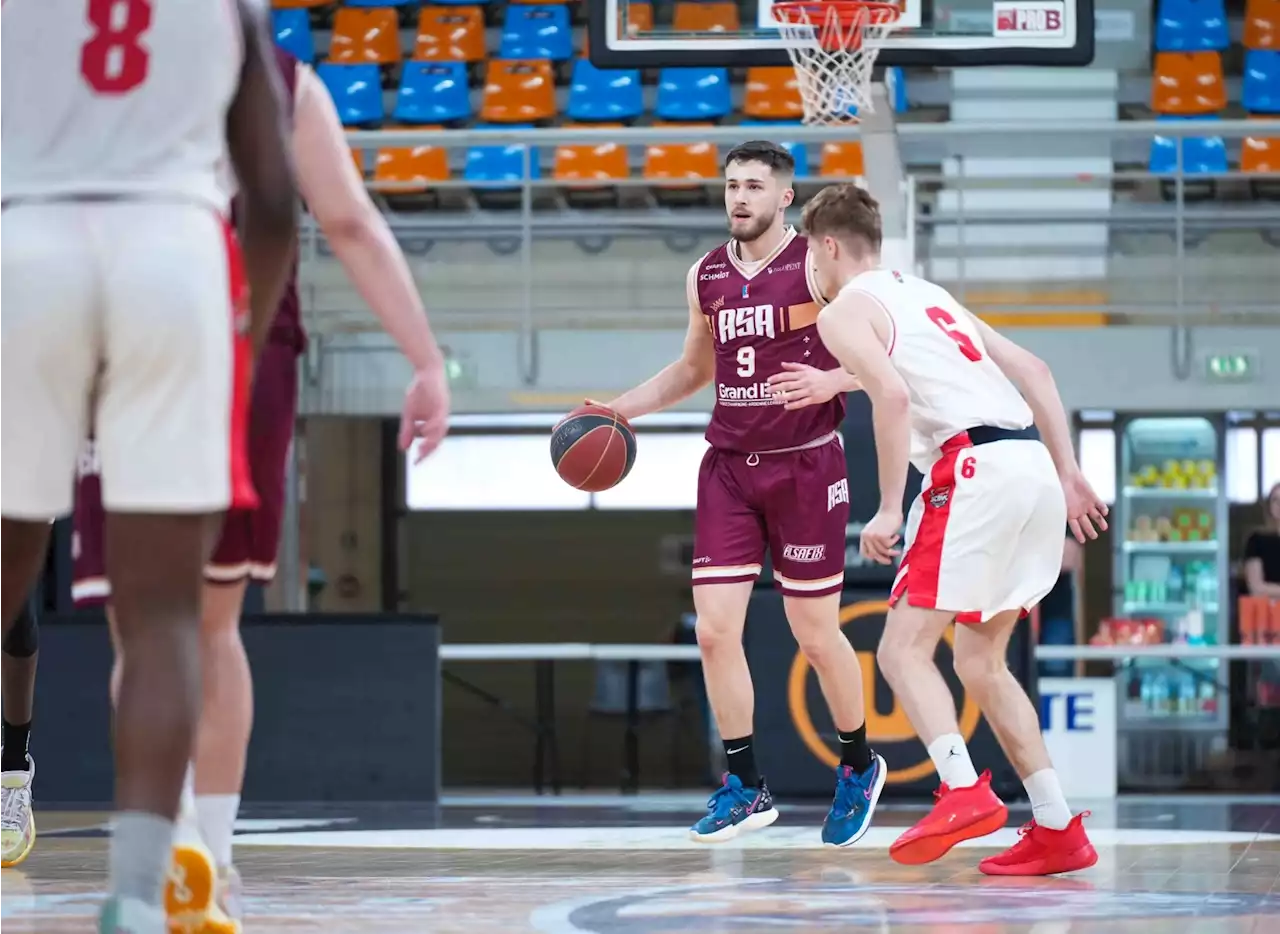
[1,200,253,520]
[890,436,1066,623]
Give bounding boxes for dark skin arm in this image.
[227,0,299,353]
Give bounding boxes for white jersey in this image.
[840,268,1034,472]
[1,0,244,212]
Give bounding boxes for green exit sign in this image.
[1205,352,1257,382]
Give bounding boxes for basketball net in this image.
[771,1,902,125]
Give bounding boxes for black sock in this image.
[722,735,760,787]
[838,724,873,773]
[1,719,31,772]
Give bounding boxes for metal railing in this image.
[297,120,1280,406]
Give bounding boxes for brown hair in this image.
[724,139,795,178]
[801,183,883,257]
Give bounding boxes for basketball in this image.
[550,403,636,492]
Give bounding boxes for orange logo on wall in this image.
[787,600,982,784]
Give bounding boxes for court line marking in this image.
[232,825,1279,850]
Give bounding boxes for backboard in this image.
[586,0,1095,69]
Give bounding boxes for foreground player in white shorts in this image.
[1,1,297,931]
[803,184,1109,876]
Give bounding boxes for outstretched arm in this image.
[292,67,449,459]
[968,315,1075,478]
[604,265,715,420]
[969,314,1109,542]
[816,293,910,546]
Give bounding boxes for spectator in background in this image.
[1037,534,1082,678]
[1243,483,1280,600]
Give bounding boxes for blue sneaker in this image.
[822,753,887,847]
[689,773,778,843]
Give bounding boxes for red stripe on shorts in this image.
[905,432,971,609]
[221,219,259,511]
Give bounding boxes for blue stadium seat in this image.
[655,68,732,121]
[272,9,314,63]
[346,0,417,6]
[885,66,908,113]
[427,0,492,5]
[1154,0,1229,51]
[1243,50,1280,113]
[393,62,473,124]
[1148,116,1228,175]
[499,5,574,61]
[465,125,541,189]
[316,63,384,126]
[567,60,643,122]
[738,120,809,178]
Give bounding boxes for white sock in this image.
[1024,768,1072,830]
[195,794,240,868]
[926,733,980,789]
[174,764,203,845]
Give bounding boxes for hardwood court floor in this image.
[4,796,1280,932]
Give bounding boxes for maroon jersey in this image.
[694,229,843,452]
[231,46,304,353]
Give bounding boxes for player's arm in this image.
[816,293,910,520]
[967,315,1077,478]
[604,264,715,421]
[293,66,446,377]
[227,0,300,351]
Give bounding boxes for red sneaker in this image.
[978,812,1098,876]
[890,770,1008,865]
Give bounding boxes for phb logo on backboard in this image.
[993,0,1066,37]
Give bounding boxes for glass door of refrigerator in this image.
[1115,416,1225,728]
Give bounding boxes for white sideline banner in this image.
[1039,677,1118,799]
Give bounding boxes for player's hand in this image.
[399,364,451,464]
[860,508,903,565]
[1062,469,1109,543]
[767,362,843,410]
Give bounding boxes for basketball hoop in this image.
[771,1,902,125]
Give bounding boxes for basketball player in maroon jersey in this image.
[47,46,451,933]
[2,1,296,929]
[598,141,885,845]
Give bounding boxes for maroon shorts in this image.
[71,342,298,607]
[691,434,849,598]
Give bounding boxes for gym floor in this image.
[4,795,1279,932]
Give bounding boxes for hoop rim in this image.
[770,0,903,27]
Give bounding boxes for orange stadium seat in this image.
[1242,128,1280,173]
[413,6,487,63]
[554,127,630,185]
[1152,52,1226,115]
[374,130,452,192]
[743,67,803,120]
[1245,0,1279,49]
[644,125,718,188]
[329,7,403,66]
[351,146,367,180]
[481,60,557,123]
[272,0,329,9]
[819,141,865,178]
[672,2,741,33]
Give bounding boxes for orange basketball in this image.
[550,403,636,492]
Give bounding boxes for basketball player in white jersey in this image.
[1,1,297,931]
[801,184,1108,876]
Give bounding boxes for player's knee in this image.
[952,643,1005,691]
[2,603,39,658]
[875,638,909,683]
[693,613,742,656]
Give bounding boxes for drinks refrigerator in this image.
[1110,415,1229,788]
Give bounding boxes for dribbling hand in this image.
[399,365,451,464]
[1062,470,1109,544]
[860,508,903,565]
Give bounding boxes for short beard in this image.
[730,214,774,244]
